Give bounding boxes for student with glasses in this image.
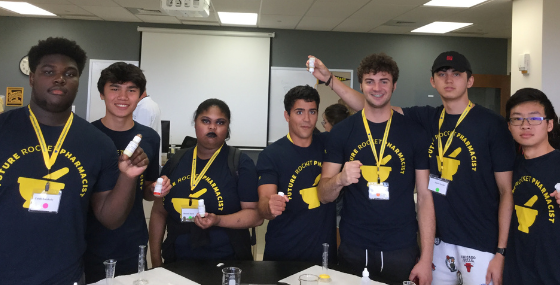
[503,88,560,284]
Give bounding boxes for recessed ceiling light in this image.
[218,12,257,26]
[424,0,488,8]
[0,1,55,16]
[412,21,472,33]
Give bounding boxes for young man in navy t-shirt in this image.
[257,85,337,263]
[84,62,170,283]
[315,54,435,285]
[0,38,148,285]
[311,52,515,285]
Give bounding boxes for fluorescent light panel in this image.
[0,1,55,16]
[424,0,488,8]
[218,12,257,25]
[412,21,472,33]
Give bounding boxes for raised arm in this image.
[149,198,168,268]
[307,55,364,111]
[90,147,148,229]
[486,170,513,285]
[317,160,361,203]
[409,169,435,285]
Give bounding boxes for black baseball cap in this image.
[431,51,472,74]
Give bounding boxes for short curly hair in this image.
[357,53,399,84]
[97,62,146,96]
[284,85,320,114]
[27,37,87,75]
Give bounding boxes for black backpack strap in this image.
[161,147,190,177]
[227,146,257,246]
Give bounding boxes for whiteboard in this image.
[139,28,271,147]
[268,67,353,144]
[86,59,139,122]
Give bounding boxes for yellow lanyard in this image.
[287,133,293,143]
[28,105,73,173]
[190,144,223,191]
[437,101,473,173]
[362,109,392,183]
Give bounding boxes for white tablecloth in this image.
[278,265,386,285]
[88,267,200,285]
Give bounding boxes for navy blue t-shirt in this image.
[85,120,160,263]
[404,105,515,253]
[257,133,337,263]
[504,150,560,284]
[161,145,258,260]
[0,107,120,284]
[324,111,429,251]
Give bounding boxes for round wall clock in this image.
[20,55,30,76]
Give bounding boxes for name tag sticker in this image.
[428,174,449,196]
[181,208,199,222]
[29,192,62,213]
[368,182,389,200]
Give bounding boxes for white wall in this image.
[511,0,543,94]
[541,0,560,110]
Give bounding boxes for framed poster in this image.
[6,87,23,106]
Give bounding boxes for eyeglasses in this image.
[508,117,548,126]
[321,120,327,127]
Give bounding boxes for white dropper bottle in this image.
[198,199,206,218]
[153,177,163,196]
[123,134,142,157]
[361,249,370,285]
[278,192,284,197]
[309,57,316,73]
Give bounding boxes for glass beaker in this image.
[299,274,319,285]
[103,259,117,285]
[222,267,242,285]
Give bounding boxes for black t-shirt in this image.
[85,120,160,262]
[161,144,258,260]
[257,133,337,263]
[503,150,560,284]
[0,107,120,284]
[324,111,430,251]
[404,105,515,253]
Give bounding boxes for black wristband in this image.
[497,248,506,256]
[325,73,333,87]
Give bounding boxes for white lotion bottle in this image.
[123,134,142,157]
[309,57,316,73]
[153,177,163,196]
[199,199,206,217]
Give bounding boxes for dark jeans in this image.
[338,241,419,285]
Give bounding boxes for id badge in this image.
[28,191,62,213]
[428,174,449,195]
[368,182,389,200]
[181,208,199,222]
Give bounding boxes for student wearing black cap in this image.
[309,51,515,285]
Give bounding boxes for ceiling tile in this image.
[334,3,417,32]
[306,0,370,18]
[261,0,314,16]
[136,14,181,23]
[394,6,466,22]
[296,16,344,31]
[25,0,74,4]
[113,0,160,10]
[259,14,301,29]
[211,0,261,13]
[81,5,140,21]
[369,25,413,34]
[61,15,103,20]
[33,4,93,16]
[66,0,119,7]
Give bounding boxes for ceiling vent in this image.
[161,0,210,18]
[383,20,417,27]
